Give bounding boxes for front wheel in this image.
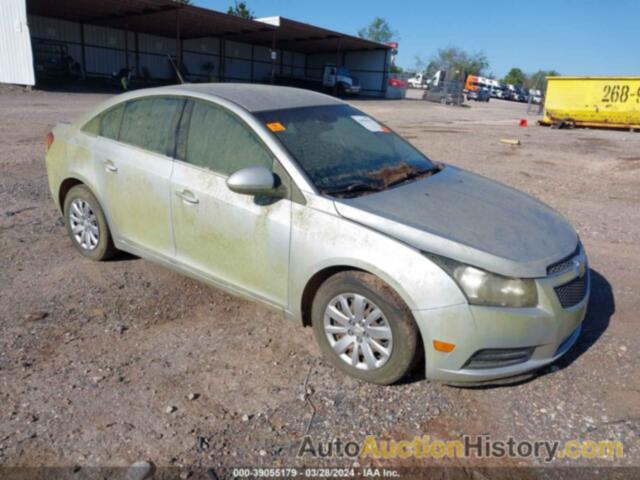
[312,272,419,384]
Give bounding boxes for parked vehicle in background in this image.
[490,86,505,99]
[386,78,408,99]
[467,86,491,102]
[407,72,427,89]
[464,75,479,95]
[487,80,503,98]
[276,64,360,96]
[504,84,515,100]
[504,84,526,102]
[529,88,543,104]
[33,39,82,81]
[45,84,589,386]
[516,87,529,103]
[424,71,465,105]
[465,75,497,96]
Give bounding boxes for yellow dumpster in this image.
[542,76,640,129]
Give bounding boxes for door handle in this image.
[176,189,199,205]
[104,159,118,173]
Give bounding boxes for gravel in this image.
[0,88,638,475]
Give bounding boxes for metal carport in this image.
[17,0,390,96]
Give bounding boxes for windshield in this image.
[256,104,438,197]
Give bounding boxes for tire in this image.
[63,184,117,261]
[311,271,419,385]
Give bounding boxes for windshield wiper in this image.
[322,182,385,198]
[385,166,441,188]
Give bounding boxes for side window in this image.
[183,100,272,175]
[82,115,100,135]
[100,104,124,140]
[81,104,124,140]
[119,97,183,156]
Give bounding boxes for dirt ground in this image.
[1,85,639,478]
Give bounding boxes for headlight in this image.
[426,254,538,308]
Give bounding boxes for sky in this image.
[194,0,639,78]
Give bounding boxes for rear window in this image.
[119,97,184,156]
[81,104,125,140]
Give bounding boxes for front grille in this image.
[547,247,580,275]
[554,275,588,308]
[547,257,575,275]
[463,347,534,370]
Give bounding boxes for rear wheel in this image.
[63,184,117,261]
[312,272,419,385]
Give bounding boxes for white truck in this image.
[276,64,360,95]
[407,72,427,89]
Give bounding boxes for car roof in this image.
[137,83,345,113]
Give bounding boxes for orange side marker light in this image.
[433,340,456,353]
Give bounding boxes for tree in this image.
[358,18,400,72]
[503,67,526,87]
[357,17,397,44]
[425,46,489,80]
[413,55,427,74]
[227,1,253,19]
[525,69,560,90]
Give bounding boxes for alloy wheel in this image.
[68,198,99,251]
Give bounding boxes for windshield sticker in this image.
[351,115,386,133]
[266,122,286,132]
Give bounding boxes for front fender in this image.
[287,197,466,324]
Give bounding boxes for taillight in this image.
[45,131,54,152]
[388,78,407,89]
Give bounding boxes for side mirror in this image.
[226,166,278,196]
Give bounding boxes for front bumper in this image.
[413,265,590,384]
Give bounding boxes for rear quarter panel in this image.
[46,126,102,215]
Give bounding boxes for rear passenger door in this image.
[96,96,184,258]
[170,99,291,307]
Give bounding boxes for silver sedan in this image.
[45,84,589,384]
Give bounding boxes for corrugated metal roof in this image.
[256,16,386,53]
[0,0,35,85]
[25,0,389,53]
[26,0,275,40]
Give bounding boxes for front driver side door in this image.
[170,99,291,307]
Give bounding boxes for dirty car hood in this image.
[334,166,578,278]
